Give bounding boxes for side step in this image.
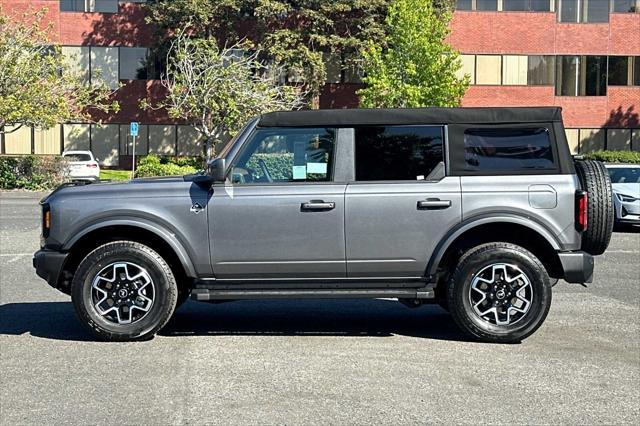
[191,287,434,301]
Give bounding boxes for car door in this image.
[345,125,462,278]
[209,127,347,279]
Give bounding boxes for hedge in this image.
[134,155,198,178]
[0,156,67,190]
[246,153,294,180]
[583,150,640,164]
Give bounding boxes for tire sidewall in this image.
[72,243,176,340]
[451,246,552,341]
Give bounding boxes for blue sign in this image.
[130,122,139,137]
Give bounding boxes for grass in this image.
[100,169,131,181]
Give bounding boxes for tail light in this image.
[42,203,51,238]
[86,163,98,168]
[575,190,588,232]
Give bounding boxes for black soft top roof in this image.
[258,107,563,127]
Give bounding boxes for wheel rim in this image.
[469,263,533,326]
[91,262,155,325]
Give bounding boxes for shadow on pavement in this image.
[613,224,639,233]
[0,299,471,342]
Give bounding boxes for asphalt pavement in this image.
[1,191,638,425]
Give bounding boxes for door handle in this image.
[417,199,451,210]
[301,200,336,211]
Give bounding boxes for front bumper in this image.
[33,249,69,292]
[558,251,594,284]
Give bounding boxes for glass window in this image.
[559,0,610,23]
[60,0,118,13]
[527,55,555,85]
[608,56,630,86]
[455,0,473,9]
[94,0,118,13]
[502,55,528,85]
[457,55,476,84]
[556,55,607,96]
[463,128,554,172]
[530,0,553,11]
[503,0,552,11]
[476,0,498,10]
[634,57,640,86]
[612,0,638,12]
[61,46,90,83]
[231,128,336,183]
[476,55,502,85]
[355,126,444,181]
[119,47,148,80]
[90,46,119,89]
[608,167,640,184]
[559,0,580,22]
[63,153,92,162]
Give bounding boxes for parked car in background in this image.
[606,164,640,226]
[62,151,100,182]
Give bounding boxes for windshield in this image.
[64,154,92,162]
[608,167,640,184]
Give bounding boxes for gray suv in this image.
[33,107,614,343]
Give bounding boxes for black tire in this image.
[574,159,614,255]
[71,241,178,341]
[447,242,552,343]
[175,284,191,310]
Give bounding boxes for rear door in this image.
[209,127,347,279]
[345,125,462,278]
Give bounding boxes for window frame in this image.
[448,123,562,176]
[224,126,342,186]
[351,124,447,184]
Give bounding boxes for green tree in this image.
[145,1,391,101]
[0,8,118,135]
[358,0,468,108]
[141,32,304,158]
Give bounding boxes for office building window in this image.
[556,55,607,96]
[558,0,609,23]
[503,0,553,11]
[90,47,119,89]
[477,0,499,10]
[476,55,502,85]
[502,55,528,85]
[634,57,640,86]
[457,55,476,84]
[455,0,473,9]
[119,47,149,80]
[60,0,118,13]
[528,55,555,85]
[612,0,638,12]
[608,56,631,86]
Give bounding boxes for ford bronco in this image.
[33,107,614,342]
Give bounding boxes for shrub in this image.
[0,155,67,190]
[162,156,205,169]
[134,154,197,178]
[583,150,640,164]
[246,153,294,180]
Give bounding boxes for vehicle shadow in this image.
[0,299,472,342]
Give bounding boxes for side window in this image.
[230,128,336,184]
[463,128,555,172]
[355,126,444,181]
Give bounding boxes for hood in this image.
[612,183,640,199]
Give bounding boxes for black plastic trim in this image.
[558,251,594,284]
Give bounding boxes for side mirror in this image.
[207,158,226,182]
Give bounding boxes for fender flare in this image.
[426,213,562,277]
[62,217,199,278]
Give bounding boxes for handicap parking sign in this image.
[130,122,139,137]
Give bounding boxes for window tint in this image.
[463,128,555,172]
[608,56,630,86]
[527,55,555,85]
[503,0,551,11]
[607,167,640,184]
[120,47,148,80]
[64,153,92,162]
[355,126,444,181]
[476,0,498,10]
[231,128,335,184]
[455,0,473,9]
[556,55,607,96]
[612,0,637,13]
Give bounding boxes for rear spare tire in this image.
[574,159,614,255]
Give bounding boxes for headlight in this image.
[616,193,638,203]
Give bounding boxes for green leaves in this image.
[358,0,469,108]
[0,8,118,134]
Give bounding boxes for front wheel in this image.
[447,242,552,343]
[71,241,178,341]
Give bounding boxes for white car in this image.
[62,150,100,182]
[606,164,640,225]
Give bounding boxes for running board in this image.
[191,287,434,301]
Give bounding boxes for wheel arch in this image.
[428,216,563,280]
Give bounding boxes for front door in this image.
[345,125,462,278]
[209,127,346,279]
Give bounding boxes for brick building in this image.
[1,0,639,165]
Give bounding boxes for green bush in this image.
[162,156,205,169]
[134,154,197,178]
[246,153,294,180]
[583,150,640,164]
[0,156,67,190]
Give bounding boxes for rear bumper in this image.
[558,251,594,284]
[33,249,69,292]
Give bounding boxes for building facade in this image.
[1,0,639,165]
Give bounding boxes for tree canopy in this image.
[0,8,118,134]
[358,0,468,108]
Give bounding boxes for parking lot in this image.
[1,191,638,425]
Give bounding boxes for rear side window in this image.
[463,128,554,172]
[355,126,444,181]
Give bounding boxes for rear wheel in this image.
[447,242,552,343]
[574,159,614,255]
[71,241,177,341]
